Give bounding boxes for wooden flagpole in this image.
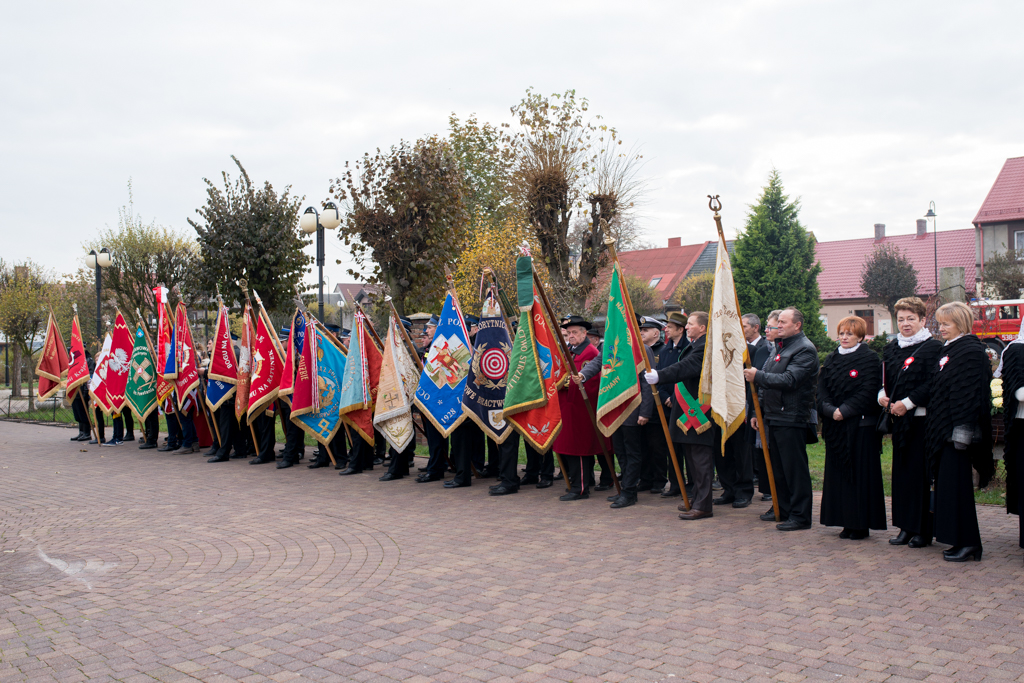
[529,261,621,495]
[236,281,261,459]
[603,232,691,510]
[708,196,780,522]
[73,303,102,445]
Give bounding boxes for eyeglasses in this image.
[765,326,779,331]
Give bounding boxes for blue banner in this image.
[462,292,513,443]
[414,292,473,437]
[205,378,235,412]
[294,328,347,446]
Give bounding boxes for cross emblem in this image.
[133,357,153,383]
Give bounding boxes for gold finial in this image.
[708,195,722,214]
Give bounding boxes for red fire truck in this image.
[971,299,1024,357]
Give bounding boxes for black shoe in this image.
[77,433,91,441]
[379,473,402,481]
[276,460,294,469]
[594,484,613,492]
[536,479,553,489]
[731,498,751,508]
[443,479,470,488]
[416,473,443,483]
[848,529,869,540]
[208,455,229,463]
[489,486,518,496]
[908,535,932,548]
[520,476,539,486]
[649,486,665,494]
[760,509,778,522]
[139,443,157,450]
[418,466,429,472]
[249,457,275,465]
[761,493,772,502]
[157,444,178,452]
[231,452,248,459]
[777,520,811,531]
[553,472,564,481]
[125,434,135,443]
[559,491,589,501]
[713,496,735,506]
[943,546,982,562]
[840,528,852,539]
[71,433,85,441]
[373,458,384,466]
[338,468,361,475]
[204,447,219,456]
[610,496,636,509]
[606,494,620,502]
[307,461,330,469]
[712,478,723,491]
[661,488,681,498]
[889,530,912,545]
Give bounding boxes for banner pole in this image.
[603,232,691,510]
[530,263,620,495]
[708,196,780,522]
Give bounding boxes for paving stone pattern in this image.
[2,421,1024,682]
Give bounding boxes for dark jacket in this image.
[745,338,770,445]
[654,336,688,405]
[657,335,717,446]
[754,332,819,426]
[579,347,654,427]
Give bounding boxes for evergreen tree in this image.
[732,170,826,345]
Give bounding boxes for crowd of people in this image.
[63,297,1020,563]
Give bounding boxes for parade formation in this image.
[33,201,1021,566]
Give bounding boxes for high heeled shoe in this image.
[943,546,982,562]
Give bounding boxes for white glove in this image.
[644,370,659,385]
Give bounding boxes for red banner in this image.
[66,315,89,400]
[90,334,115,414]
[247,308,283,423]
[104,311,133,411]
[289,314,316,418]
[208,303,237,384]
[507,296,563,453]
[173,303,200,409]
[234,305,252,424]
[341,314,383,445]
[278,308,301,402]
[35,312,69,401]
[155,301,175,403]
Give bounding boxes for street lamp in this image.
[84,247,112,340]
[925,202,937,297]
[300,202,341,323]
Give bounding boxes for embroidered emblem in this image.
[939,355,949,370]
[849,369,858,378]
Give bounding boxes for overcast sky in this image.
[3,0,1022,292]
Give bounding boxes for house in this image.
[974,156,1024,284]
[815,222,977,338]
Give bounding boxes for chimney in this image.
[668,237,681,248]
[917,219,928,237]
[874,223,885,241]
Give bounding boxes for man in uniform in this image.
[645,312,717,520]
[553,315,608,501]
[743,307,818,531]
[650,310,688,496]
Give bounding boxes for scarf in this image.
[837,343,861,355]
[898,327,933,349]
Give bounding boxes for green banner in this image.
[595,265,641,436]
[125,323,158,422]
[503,256,546,417]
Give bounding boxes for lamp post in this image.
[299,202,341,323]
[924,202,938,298]
[84,247,112,341]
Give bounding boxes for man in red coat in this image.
[554,315,609,500]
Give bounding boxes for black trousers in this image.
[387,440,414,477]
[347,436,374,472]
[751,427,771,494]
[251,413,275,460]
[687,443,715,512]
[214,405,237,456]
[497,432,522,488]
[72,394,90,434]
[278,403,305,463]
[564,454,596,495]
[165,411,181,447]
[451,420,484,485]
[486,437,499,472]
[144,411,159,446]
[374,430,387,462]
[597,446,615,487]
[612,425,644,498]
[112,411,134,442]
[891,416,933,540]
[934,442,982,548]
[179,412,196,447]
[768,425,813,525]
[422,417,449,476]
[641,421,670,491]
[523,442,554,481]
[716,428,754,502]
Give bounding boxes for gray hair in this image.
[742,313,760,328]
[767,309,782,322]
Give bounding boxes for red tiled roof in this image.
[613,241,708,298]
[974,156,1024,225]
[815,228,976,300]
[333,282,364,302]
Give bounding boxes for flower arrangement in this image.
[992,377,1003,415]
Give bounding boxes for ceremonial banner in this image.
[338,310,383,445]
[205,378,235,412]
[66,314,90,400]
[89,333,114,414]
[173,303,201,408]
[289,313,317,417]
[125,322,158,421]
[154,287,176,381]
[278,308,304,402]
[674,382,711,434]
[698,231,748,450]
[247,305,284,423]
[234,305,253,424]
[293,326,347,446]
[414,292,473,436]
[373,314,419,451]
[595,264,643,436]
[103,311,134,412]
[208,303,237,384]
[502,256,562,453]
[35,312,70,401]
[462,289,513,443]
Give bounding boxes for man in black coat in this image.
[743,307,819,531]
[648,310,689,496]
[645,311,717,520]
[745,312,774,499]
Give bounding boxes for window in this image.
[1015,230,1024,253]
[649,277,662,288]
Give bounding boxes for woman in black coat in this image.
[997,322,1024,553]
[818,316,886,538]
[879,297,943,548]
[926,302,991,562]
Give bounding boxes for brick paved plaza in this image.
[2,422,1024,682]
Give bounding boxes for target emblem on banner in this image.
[480,348,509,381]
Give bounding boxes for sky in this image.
[2,0,1022,294]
